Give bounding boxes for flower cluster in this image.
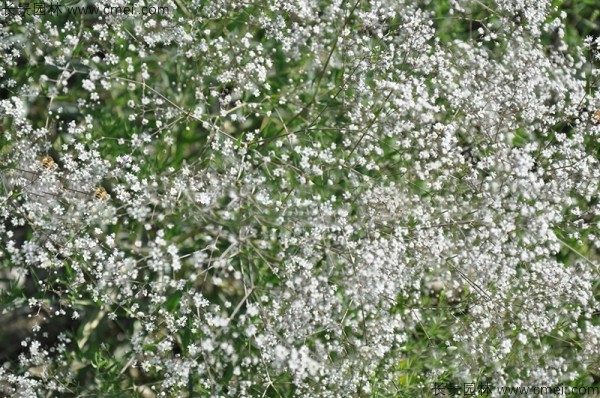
[1,0,599,396]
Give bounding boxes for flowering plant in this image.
[1,0,599,396]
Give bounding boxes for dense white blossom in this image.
[1,0,599,396]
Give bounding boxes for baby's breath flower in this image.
[1,0,599,396]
